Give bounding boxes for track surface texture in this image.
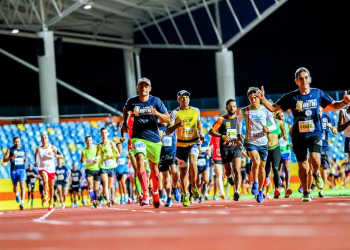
[1,197,349,250]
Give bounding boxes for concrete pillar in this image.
[123,49,137,97]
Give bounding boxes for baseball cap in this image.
[177,90,190,97]
[137,77,151,86]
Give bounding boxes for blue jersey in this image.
[56,165,69,182]
[71,170,82,185]
[159,125,176,156]
[276,88,333,139]
[197,151,210,169]
[117,150,128,168]
[125,95,168,143]
[9,146,26,172]
[26,168,38,183]
[321,113,335,152]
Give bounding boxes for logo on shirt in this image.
[305,110,312,116]
[322,118,328,122]
[296,101,303,112]
[184,117,194,125]
[226,122,231,128]
[296,99,317,112]
[135,106,152,116]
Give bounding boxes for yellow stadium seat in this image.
[90,121,98,128]
[17,124,25,131]
[68,144,77,151]
[47,128,55,135]
[113,136,120,143]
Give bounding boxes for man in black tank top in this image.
[209,99,242,201]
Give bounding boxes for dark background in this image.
[0,0,349,107]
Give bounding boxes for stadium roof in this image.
[0,0,287,50]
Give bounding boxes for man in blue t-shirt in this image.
[3,137,28,210]
[122,77,170,208]
[158,123,180,207]
[256,67,350,202]
[56,158,70,209]
[319,106,337,198]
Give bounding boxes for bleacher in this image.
[0,110,347,179]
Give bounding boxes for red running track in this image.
[1,197,350,250]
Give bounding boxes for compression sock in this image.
[151,173,159,193]
[137,171,149,195]
[89,190,96,201]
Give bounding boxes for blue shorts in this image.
[345,137,350,153]
[244,143,268,162]
[281,152,291,161]
[177,144,200,168]
[100,168,116,177]
[116,166,128,181]
[57,180,68,188]
[197,165,209,175]
[11,169,26,186]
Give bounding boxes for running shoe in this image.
[302,192,311,202]
[256,190,264,203]
[220,193,226,200]
[279,178,283,187]
[82,200,86,206]
[285,188,293,198]
[92,201,97,209]
[140,194,149,206]
[319,190,325,198]
[198,195,203,203]
[31,200,34,208]
[138,195,143,205]
[153,192,160,208]
[274,188,280,199]
[42,194,48,203]
[183,193,190,207]
[19,202,24,210]
[107,200,112,208]
[252,181,258,195]
[189,196,194,203]
[265,193,271,199]
[233,191,240,201]
[263,178,270,187]
[162,193,167,202]
[62,204,65,209]
[75,203,78,208]
[204,194,209,200]
[227,176,235,186]
[15,194,21,203]
[313,172,324,189]
[174,188,181,202]
[311,183,316,190]
[165,197,173,207]
[191,186,200,199]
[298,185,303,193]
[213,195,218,201]
[310,194,313,200]
[27,199,30,205]
[180,194,184,203]
[128,198,133,204]
[48,205,53,211]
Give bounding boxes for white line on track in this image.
[0,212,3,215]
[32,208,55,222]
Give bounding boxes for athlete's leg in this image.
[162,170,171,197]
[232,158,242,193]
[101,174,110,201]
[180,166,189,195]
[121,174,127,197]
[258,160,266,191]
[214,163,225,197]
[19,180,25,203]
[248,150,261,186]
[189,154,198,187]
[48,179,55,207]
[170,164,179,189]
[298,161,309,194]
[136,153,148,196]
[63,187,68,204]
[282,159,291,189]
[272,148,281,191]
[93,180,100,202]
[307,157,313,191]
[57,185,63,205]
[40,171,49,197]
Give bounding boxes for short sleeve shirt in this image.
[276,88,333,139]
[321,113,335,152]
[125,95,168,143]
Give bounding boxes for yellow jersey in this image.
[169,106,200,147]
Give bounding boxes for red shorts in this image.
[39,170,56,180]
[346,173,350,177]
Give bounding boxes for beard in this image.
[228,110,236,116]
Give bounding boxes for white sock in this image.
[125,194,128,200]
[216,177,225,195]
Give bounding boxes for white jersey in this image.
[37,146,56,174]
[237,105,276,146]
[341,108,350,138]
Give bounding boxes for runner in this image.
[196,143,210,203]
[81,135,101,209]
[116,143,130,204]
[209,133,226,200]
[123,77,170,208]
[209,99,242,201]
[275,111,293,197]
[264,109,287,199]
[96,128,120,207]
[80,167,88,205]
[35,134,64,211]
[319,106,337,197]
[166,90,204,207]
[71,162,82,208]
[55,158,70,209]
[237,87,277,203]
[256,67,350,201]
[3,137,28,210]
[337,97,350,159]
[26,163,40,207]
[159,122,180,207]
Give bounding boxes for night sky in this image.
[0,0,349,109]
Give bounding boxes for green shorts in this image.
[131,138,162,164]
[128,147,150,172]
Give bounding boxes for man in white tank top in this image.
[338,101,350,158]
[35,134,64,211]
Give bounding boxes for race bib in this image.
[103,159,116,167]
[299,120,315,133]
[322,131,326,140]
[73,177,79,182]
[134,141,146,151]
[181,127,195,138]
[227,129,237,139]
[197,158,206,166]
[86,158,95,164]
[118,158,126,165]
[30,178,36,183]
[216,149,221,156]
[14,158,24,165]
[58,174,64,180]
[162,136,172,147]
[279,137,288,147]
[252,131,264,138]
[43,162,55,172]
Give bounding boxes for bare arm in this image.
[51,146,64,159]
[80,151,85,164]
[3,149,13,163]
[34,147,39,167]
[94,145,101,163]
[197,119,204,142]
[166,121,184,135]
[255,86,283,112]
[150,105,170,124]
[337,110,350,132]
[278,120,288,141]
[110,141,120,159]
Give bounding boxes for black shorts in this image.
[221,146,242,164]
[27,182,35,190]
[116,173,127,181]
[86,169,101,182]
[266,146,281,170]
[159,155,177,172]
[246,162,252,175]
[241,170,247,180]
[71,185,81,193]
[292,136,322,162]
[81,186,88,191]
[213,159,223,164]
[197,165,209,175]
[321,151,330,169]
[100,168,115,177]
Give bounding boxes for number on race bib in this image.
[181,127,195,138]
[227,129,237,139]
[30,178,36,183]
[73,177,79,182]
[298,120,315,133]
[118,158,126,165]
[197,158,206,166]
[14,158,24,165]
[58,174,64,180]
[252,131,264,138]
[103,159,116,167]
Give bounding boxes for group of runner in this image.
[4,67,350,210]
